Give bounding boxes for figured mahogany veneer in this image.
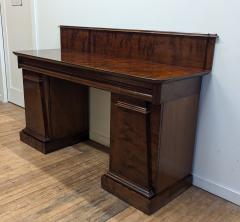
[16,49,210,81]
[14,26,218,214]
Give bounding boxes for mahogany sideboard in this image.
[14,26,218,215]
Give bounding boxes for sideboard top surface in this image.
[14,49,210,82]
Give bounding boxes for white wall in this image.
[9,0,240,206]
[1,0,35,106]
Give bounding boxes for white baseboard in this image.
[9,87,24,107]
[90,131,110,147]
[0,93,8,103]
[193,174,240,206]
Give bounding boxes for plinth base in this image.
[102,173,192,215]
[20,129,89,154]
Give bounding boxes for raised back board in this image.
[60,26,218,70]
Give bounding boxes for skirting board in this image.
[9,87,24,107]
[193,174,240,206]
[89,131,110,147]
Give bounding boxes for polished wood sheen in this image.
[14,26,218,214]
[60,26,217,70]
[21,71,89,153]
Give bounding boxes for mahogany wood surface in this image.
[21,70,89,154]
[14,26,218,214]
[15,49,210,82]
[60,26,217,70]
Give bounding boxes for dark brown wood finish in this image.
[14,26,218,214]
[21,69,89,154]
[60,26,217,70]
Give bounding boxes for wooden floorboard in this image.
[0,102,240,222]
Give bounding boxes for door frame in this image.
[0,2,8,102]
[0,0,38,104]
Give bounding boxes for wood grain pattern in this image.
[109,94,151,192]
[14,26,217,106]
[60,26,217,70]
[156,95,200,192]
[15,49,211,82]
[103,86,201,214]
[16,53,154,102]
[21,70,89,154]
[13,26,218,214]
[0,102,240,222]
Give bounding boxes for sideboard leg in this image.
[21,70,89,154]
[102,91,199,214]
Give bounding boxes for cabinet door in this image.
[110,94,151,189]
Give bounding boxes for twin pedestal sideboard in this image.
[14,26,217,214]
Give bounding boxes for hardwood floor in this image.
[0,102,239,222]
